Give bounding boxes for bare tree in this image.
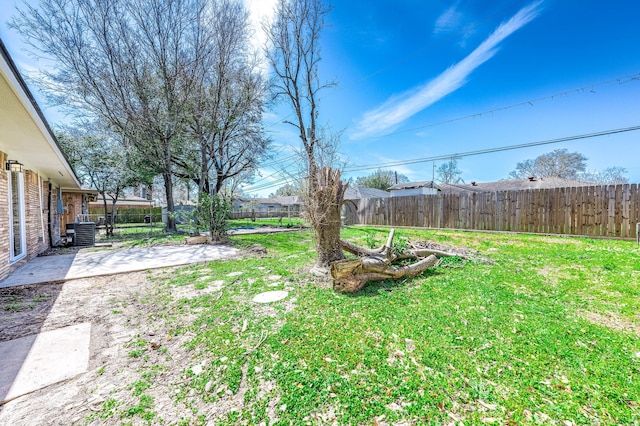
[183,0,269,197]
[13,0,210,232]
[509,149,587,180]
[436,159,464,184]
[581,167,629,185]
[265,0,346,271]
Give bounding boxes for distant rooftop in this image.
[439,177,595,194]
[388,180,440,191]
[344,186,390,199]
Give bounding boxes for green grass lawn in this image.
[98,227,640,425]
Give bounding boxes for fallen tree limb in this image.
[331,254,438,293]
[340,235,465,261]
[332,229,442,293]
[398,248,468,260]
[339,239,386,257]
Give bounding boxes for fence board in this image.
[629,184,636,238]
[354,183,638,239]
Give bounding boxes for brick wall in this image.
[24,170,49,258]
[0,154,55,281]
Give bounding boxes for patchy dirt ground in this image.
[0,268,230,425]
[0,240,483,425]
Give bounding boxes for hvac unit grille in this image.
[74,222,96,246]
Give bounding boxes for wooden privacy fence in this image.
[353,184,640,239]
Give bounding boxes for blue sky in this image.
[3,0,640,196]
[256,0,640,194]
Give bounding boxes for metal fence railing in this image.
[229,209,301,220]
[78,213,161,227]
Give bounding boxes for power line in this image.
[359,72,640,141]
[345,125,640,172]
[254,71,640,187]
[241,161,300,193]
[242,176,293,193]
[244,125,640,193]
[258,1,528,142]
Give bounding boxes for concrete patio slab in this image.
[0,244,239,288]
[0,323,91,404]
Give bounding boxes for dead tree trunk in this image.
[309,168,347,272]
[331,229,442,293]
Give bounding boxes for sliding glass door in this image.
[8,170,26,262]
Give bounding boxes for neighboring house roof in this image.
[63,186,99,195]
[439,177,595,194]
[344,186,390,200]
[0,38,80,189]
[236,197,278,205]
[271,196,302,206]
[388,180,441,191]
[90,194,154,207]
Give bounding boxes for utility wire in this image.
[254,72,640,188]
[362,72,640,140]
[258,1,526,142]
[248,121,640,190]
[345,125,640,172]
[244,125,640,194]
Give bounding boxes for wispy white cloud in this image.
[434,4,463,34]
[350,1,543,141]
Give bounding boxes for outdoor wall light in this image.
[5,160,23,173]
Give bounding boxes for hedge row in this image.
[88,207,163,224]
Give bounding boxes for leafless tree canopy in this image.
[264,0,334,171]
[13,0,269,233]
[182,0,270,197]
[509,149,587,180]
[508,148,629,184]
[264,0,345,270]
[581,166,629,185]
[436,159,465,184]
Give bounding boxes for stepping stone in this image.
[252,291,288,304]
[226,271,243,277]
[267,275,282,281]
